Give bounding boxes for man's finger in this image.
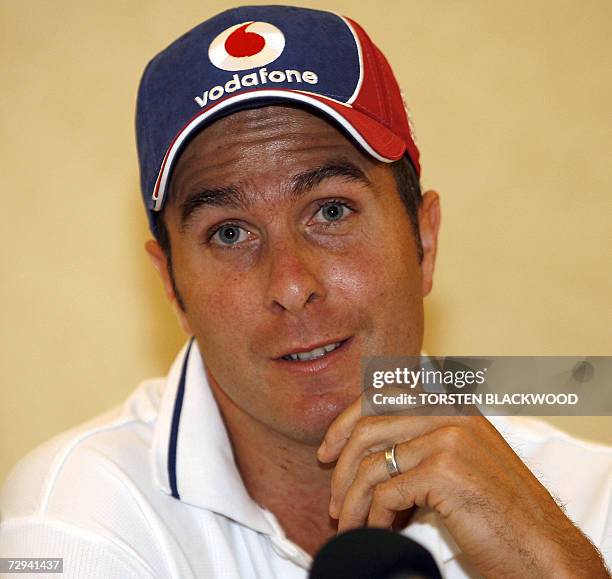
[334,430,442,524]
[330,416,471,513]
[317,394,364,462]
[318,391,483,463]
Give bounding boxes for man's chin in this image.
[277,391,357,447]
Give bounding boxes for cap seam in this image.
[351,101,394,133]
[373,46,392,124]
[357,24,385,118]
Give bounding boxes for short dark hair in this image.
[390,156,424,263]
[154,155,423,310]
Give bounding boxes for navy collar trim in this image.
[167,337,194,499]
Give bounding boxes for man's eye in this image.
[313,200,353,223]
[209,223,251,246]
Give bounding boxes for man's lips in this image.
[272,337,354,375]
[274,337,351,360]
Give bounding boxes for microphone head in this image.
[309,527,442,579]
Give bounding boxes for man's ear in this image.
[418,190,441,297]
[144,239,193,335]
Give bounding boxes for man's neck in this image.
[206,370,416,556]
[207,373,337,556]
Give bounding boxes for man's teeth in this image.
[283,341,342,361]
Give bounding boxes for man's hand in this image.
[317,395,610,578]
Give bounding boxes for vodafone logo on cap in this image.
[209,21,285,71]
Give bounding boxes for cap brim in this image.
[151,88,407,210]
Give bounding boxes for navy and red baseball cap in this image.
[136,5,420,236]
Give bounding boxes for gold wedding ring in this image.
[384,443,401,478]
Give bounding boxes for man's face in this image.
[149,105,440,445]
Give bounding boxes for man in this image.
[1,5,610,578]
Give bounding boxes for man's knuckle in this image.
[372,483,388,504]
[353,419,375,444]
[441,425,466,449]
[357,452,378,479]
[428,452,453,474]
[394,477,414,505]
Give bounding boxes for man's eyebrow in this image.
[290,159,372,197]
[179,185,250,231]
[177,159,372,231]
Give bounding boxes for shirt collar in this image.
[152,339,274,535]
[152,340,462,565]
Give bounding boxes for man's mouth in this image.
[281,340,344,362]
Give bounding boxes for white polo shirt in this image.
[1,340,610,578]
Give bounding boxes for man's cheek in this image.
[325,254,389,299]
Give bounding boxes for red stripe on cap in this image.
[344,17,420,175]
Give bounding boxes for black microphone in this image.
[309,527,442,579]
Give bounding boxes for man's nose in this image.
[264,238,326,315]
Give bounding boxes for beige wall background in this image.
[1,0,611,482]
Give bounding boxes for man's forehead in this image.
[168,104,377,204]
